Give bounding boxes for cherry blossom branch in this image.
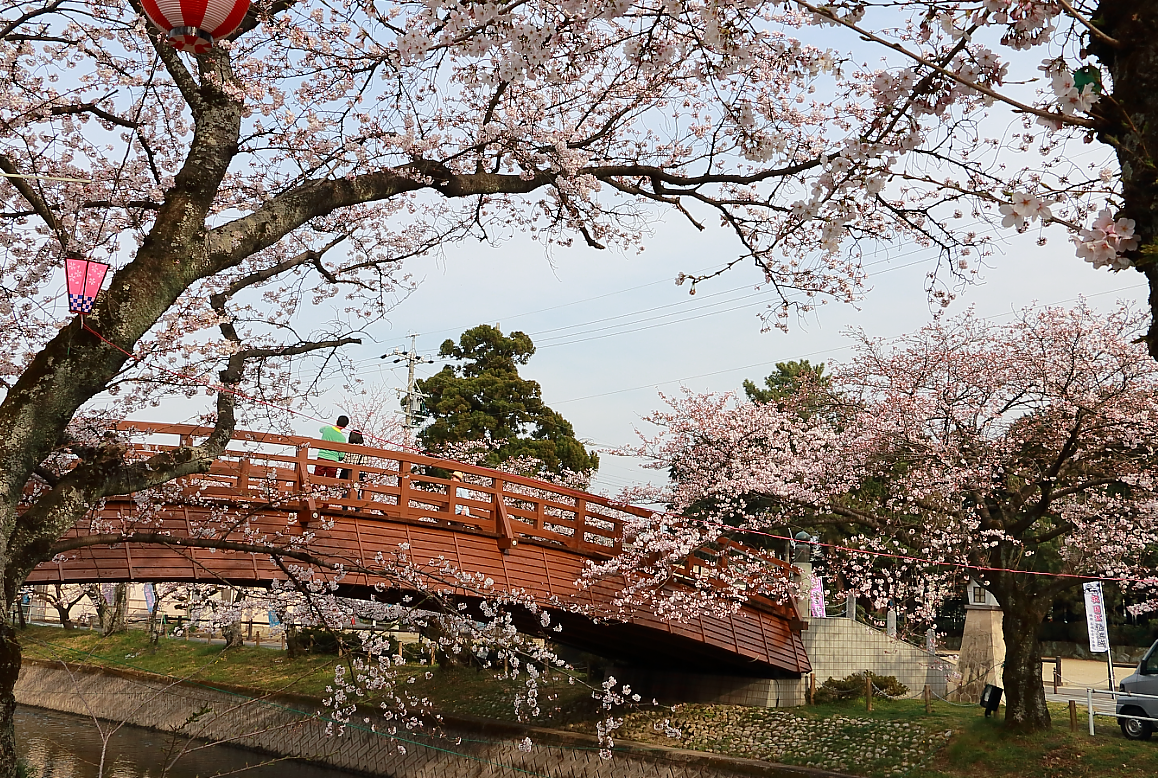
[0,153,67,247]
[0,0,66,40]
[210,237,348,305]
[125,0,201,114]
[791,0,1096,129]
[1057,0,1121,48]
[49,101,139,129]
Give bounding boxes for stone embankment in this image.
[15,659,847,778]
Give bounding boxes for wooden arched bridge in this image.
[27,423,809,678]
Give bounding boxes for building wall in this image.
[611,668,807,708]
[801,617,951,698]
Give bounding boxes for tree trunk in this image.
[1000,598,1051,731]
[284,623,301,659]
[1092,2,1158,357]
[96,584,128,637]
[222,621,244,649]
[0,618,22,778]
[53,603,74,630]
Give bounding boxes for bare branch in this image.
[1058,0,1121,48]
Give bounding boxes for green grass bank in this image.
[16,625,1158,778]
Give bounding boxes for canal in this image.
[16,706,362,778]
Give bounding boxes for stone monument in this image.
[951,578,1005,702]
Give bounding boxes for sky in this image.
[301,208,1148,497]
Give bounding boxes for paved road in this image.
[1038,657,1155,730]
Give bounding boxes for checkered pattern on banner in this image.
[69,293,95,314]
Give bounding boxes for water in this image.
[16,706,362,778]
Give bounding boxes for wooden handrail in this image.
[105,421,800,621]
[112,421,651,555]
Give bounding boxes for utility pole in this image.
[381,335,433,443]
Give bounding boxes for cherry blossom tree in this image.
[2,0,1158,770]
[626,302,1158,731]
[31,583,87,630]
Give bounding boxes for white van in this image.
[1117,639,1158,740]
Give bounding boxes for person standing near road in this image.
[315,415,348,478]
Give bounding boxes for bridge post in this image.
[570,499,587,549]
[491,478,516,551]
[295,443,311,490]
[237,458,250,493]
[398,461,412,518]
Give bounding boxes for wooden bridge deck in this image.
[27,423,809,677]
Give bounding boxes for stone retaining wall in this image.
[15,659,842,778]
[802,618,951,699]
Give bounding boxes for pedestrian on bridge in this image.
[315,416,348,478]
[339,429,368,481]
[450,471,471,517]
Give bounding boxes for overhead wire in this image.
[350,239,964,368]
[553,282,1144,408]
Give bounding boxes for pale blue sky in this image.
[318,210,1147,496]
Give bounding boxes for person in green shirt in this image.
[315,415,348,478]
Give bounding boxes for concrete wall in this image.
[802,618,951,698]
[15,659,835,778]
[611,669,807,709]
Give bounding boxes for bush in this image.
[814,671,909,704]
[401,639,431,664]
[1111,623,1158,648]
[295,627,353,655]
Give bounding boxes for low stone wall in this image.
[1039,641,1149,664]
[15,659,843,778]
[609,669,807,709]
[802,618,951,698]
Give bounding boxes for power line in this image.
[552,283,1145,408]
[350,241,952,369]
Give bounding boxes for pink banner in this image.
[809,576,826,618]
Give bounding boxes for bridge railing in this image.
[115,422,653,556]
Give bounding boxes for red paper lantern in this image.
[139,0,251,55]
[65,253,110,315]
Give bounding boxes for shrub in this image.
[814,671,909,703]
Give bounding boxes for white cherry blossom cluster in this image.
[998,192,1052,231]
[624,303,1158,629]
[1074,209,1139,271]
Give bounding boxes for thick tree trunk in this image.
[0,619,21,778]
[1092,2,1158,358]
[999,598,1051,731]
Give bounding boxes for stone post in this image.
[952,578,1005,702]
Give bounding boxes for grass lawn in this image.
[606,697,1158,778]
[17,625,1158,777]
[17,625,594,723]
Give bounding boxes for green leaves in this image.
[417,325,597,477]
